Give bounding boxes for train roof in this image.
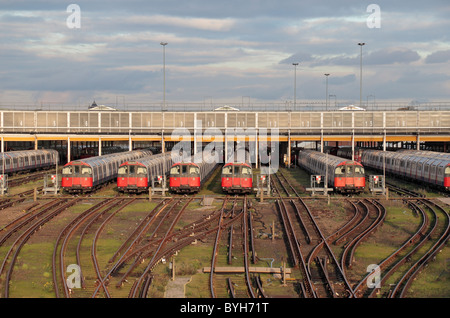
[300,149,364,166]
[223,162,252,167]
[119,152,172,167]
[63,149,153,166]
[0,149,58,158]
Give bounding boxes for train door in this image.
[345,165,355,187]
[232,165,242,187]
[128,164,137,187]
[188,164,200,187]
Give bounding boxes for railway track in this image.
[0,198,79,297]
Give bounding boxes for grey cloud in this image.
[425,50,450,64]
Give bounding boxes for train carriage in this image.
[61,149,153,193]
[117,152,173,193]
[0,149,59,174]
[297,150,365,193]
[169,151,218,193]
[361,149,450,191]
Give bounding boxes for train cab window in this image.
[182,165,188,174]
[222,166,233,175]
[346,166,353,174]
[62,166,73,174]
[74,166,81,174]
[335,166,345,175]
[128,165,136,174]
[242,167,252,175]
[445,166,450,175]
[189,166,199,175]
[118,166,128,175]
[170,166,180,175]
[137,167,147,174]
[82,167,92,175]
[354,166,364,175]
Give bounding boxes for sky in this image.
[0,0,449,108]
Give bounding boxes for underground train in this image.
[360,149,450,191]
[117,152,173,193]
[336,146,363,163]
[169,151,218,193]
[297,149,366,193]
[61,149,153,192]
[221,150,253,194]
[0,149,59,175]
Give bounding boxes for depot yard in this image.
[0,165,448,298]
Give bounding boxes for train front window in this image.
[62,166,73,174]
[189,166,200,175]
[170,166,180,175]
[242,167,252,175]
[445,166,450,175]
[335,166,345,175]
[129,166,136,174]
[74,166,80,174]
[118,166,127,175]
[137,167,147,174]
[222,166,232,175]
[81,167,92,175]
[354,166,364,175]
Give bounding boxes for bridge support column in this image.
[351,130,355,161]
[416,135,420,150]
[320,130,323,152]
[99,137,102,156]
[255,130,258,169]
[1,136,3,153]
[288,130,291,168]
[129,134,132,151]
[67,137,71,162]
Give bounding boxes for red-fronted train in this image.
[169,151,218,194]
[117,152,173,193]
[297,149,366,193]
[221,150,253,194]
[61,149,153,193]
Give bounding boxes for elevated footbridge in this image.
[1,109,449,164]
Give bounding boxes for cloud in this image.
[425,50,450,63]
[365,48,421,65]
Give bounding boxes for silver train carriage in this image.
[0,149,59,174]
[360,149,450,191]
